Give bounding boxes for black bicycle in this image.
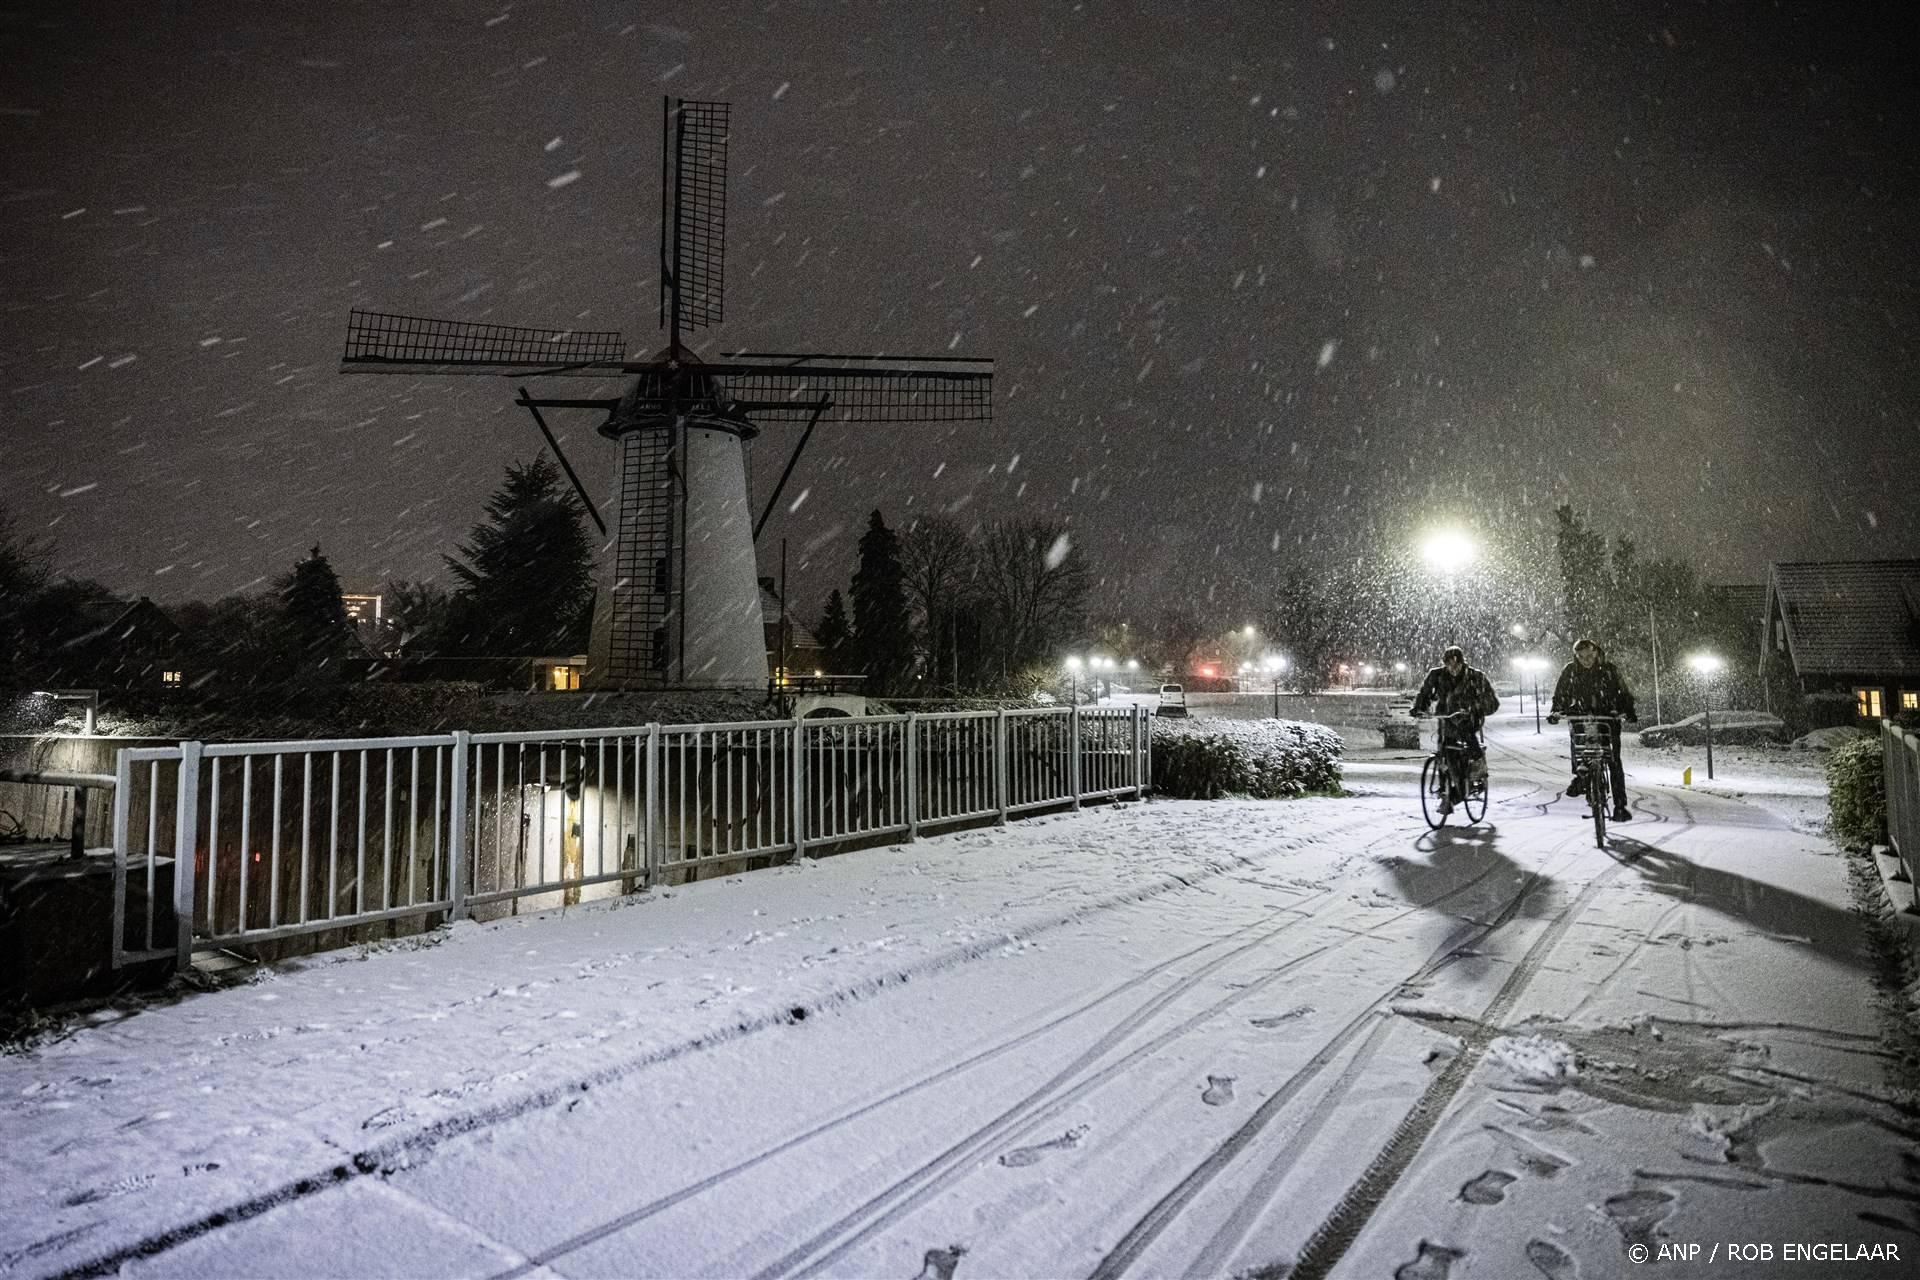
[1418,711,1488,829]
[1563,715,1617,847]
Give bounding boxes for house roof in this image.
[1765,559,1920,677]
[758,581,821,650]
[61,595,183,651]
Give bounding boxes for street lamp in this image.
[1689,652,1724,779]
[1420,529,1477,575]
[1263,653,1287,717]
[1516,657,1547,733]
[31,689,98,735]
[1092,655,1114,702]
[1064,655,1082,706]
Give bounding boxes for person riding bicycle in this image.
[1410,645,1500,814]
[1546,638,1636,822]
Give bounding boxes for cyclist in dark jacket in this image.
[1547,638,1636,820]
[1410,645,1500,814]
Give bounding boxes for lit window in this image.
[162,669,183,685]
[548,665,580,691]
[1902,691,1919,711]
[1855,688,1884,719]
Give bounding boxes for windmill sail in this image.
[662,99,729,340]
[341,310,626,374]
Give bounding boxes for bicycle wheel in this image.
[1591,788,1608,846]
[1419,756,1448,829]
[1464,772,1488,824]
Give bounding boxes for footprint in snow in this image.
[1201,1076,1235,1106]
[63,1173,157,1207]
[998,1124,1089,1167]
[1603,1187,1675,1248]
[1458,1169,1516,1204]
[1525,1238,1578,1278]
[911,1243,967,1280]
[362,1105,410,1130]
[1393,1239,1464,1280]
[1249,1005,1314,1028]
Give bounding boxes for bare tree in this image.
[901,514,977,691]
[1144,605,1208,679]
[976,519,1090,679]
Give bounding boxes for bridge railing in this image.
[109,705,1152,970]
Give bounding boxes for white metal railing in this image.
[109,705,1150,969]
[1884,721,1918,893]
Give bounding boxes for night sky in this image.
[4,0,1916,622]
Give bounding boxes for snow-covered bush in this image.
[1826,735,1886,848]
[1150,716,1342,799]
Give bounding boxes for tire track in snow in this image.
[485,895,1339,1280]
[47,804,1385,1280]
[1279,828,1694,1280]
[1086,833,1604,1280]
[749,842,1553,1280]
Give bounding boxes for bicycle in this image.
[1561,715,1618,847]
[1417,711,1488,829]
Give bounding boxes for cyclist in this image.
[1546,638,1636,822]
[1410,645,1500,814]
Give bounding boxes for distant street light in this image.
[1689,652,1724,779]
[1263,654,1287,718]
[1516,656,1547,733]
[1064,655,1082,706]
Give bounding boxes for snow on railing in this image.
[109,705,1151,970]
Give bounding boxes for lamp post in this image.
[1263,654,1286,717]
[33,689,98,735]
[1064,655,1082,706]
[1689,652,1724,779]
[1516,657,1546,733]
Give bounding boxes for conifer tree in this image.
[850,510,913,693]
[445,457,596,655]
[277,545,353,669]
[816,589,851,674]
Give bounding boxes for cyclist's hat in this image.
[1442,645,1465,662]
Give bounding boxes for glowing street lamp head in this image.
[1688,652,1724,677]
[1064,656,1082,672]
[1420,529,1477,574]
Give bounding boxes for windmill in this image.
[340,98,993,689]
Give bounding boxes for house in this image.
[759,578,825,683]
[1761,559,1920,719]
[41,595,186,694]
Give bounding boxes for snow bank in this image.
[1150,716,1342,799]
[1639,710,1787,747]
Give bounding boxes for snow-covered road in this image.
[5,714,1913,1279]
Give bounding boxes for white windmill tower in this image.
[340,98,995,688]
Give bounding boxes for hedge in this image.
[1150,716,1343,800]
[1826,735,1886,848]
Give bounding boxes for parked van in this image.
[1157,683,1188,717]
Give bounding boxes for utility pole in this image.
[1649,604,1663,725]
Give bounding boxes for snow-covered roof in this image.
[1765,558,1920,677]
[758,580,821,650]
